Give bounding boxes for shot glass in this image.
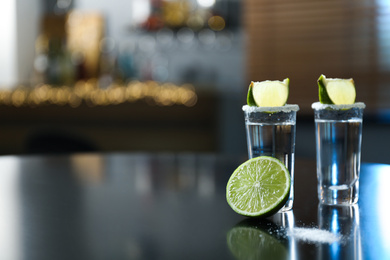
[312,102,366,205]
[242,104,299,211]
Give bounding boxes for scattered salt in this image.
[286,227,341,244]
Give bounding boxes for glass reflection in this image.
[134,155,152,195]
[317,204,361,260]
[71,154,104,183]
[269,210,295,229]
[197,155,216,197]
[177,154,197,190]
[0,157,22,259]
[269,211,298,260]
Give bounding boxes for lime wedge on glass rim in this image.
[247,79,289,107]
[317,74,356,105]
[226,156,290,218]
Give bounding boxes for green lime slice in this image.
[226,156,290,218]
[317,74,356,105]
[247,79,289,107]
[227,223,288,260]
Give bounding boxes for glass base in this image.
[278,198,293,212]
[318,182,359,205]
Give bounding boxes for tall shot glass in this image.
[242,104,299,211]
[312,102,366,205]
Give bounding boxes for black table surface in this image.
[0,152,388,260]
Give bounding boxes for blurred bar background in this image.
[0,0,389,163]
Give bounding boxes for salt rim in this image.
[312,102,366,110]
[242,104,300,113]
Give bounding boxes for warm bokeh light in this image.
[162,1,190,28]
[186,13,205,30]
[208,16,225,31]
[0,80,197,108]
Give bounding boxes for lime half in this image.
[226,156,290,218]
[247,79,289,107]
[318,74,356,105]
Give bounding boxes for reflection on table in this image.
[0,154,388,259]
[317,205,361,260]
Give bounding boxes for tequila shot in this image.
[312,102,365,205]
[243,104,299,211]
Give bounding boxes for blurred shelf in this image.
[0,92,218,155]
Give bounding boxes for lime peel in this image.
[226,156,290,218]
[318,74,356,105]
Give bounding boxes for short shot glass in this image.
[242,104,299,211]
[312,102,366,205]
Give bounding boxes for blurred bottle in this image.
[98,37,125,87]
[46,38,75,86]
[32,34,49,85]
[118,41,137,82]
[141,0,164,31]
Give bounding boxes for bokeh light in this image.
[0,81,197,108]
[197,0,216,8]
[208,16,225,31]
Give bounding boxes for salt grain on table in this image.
[286,227,341,244]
